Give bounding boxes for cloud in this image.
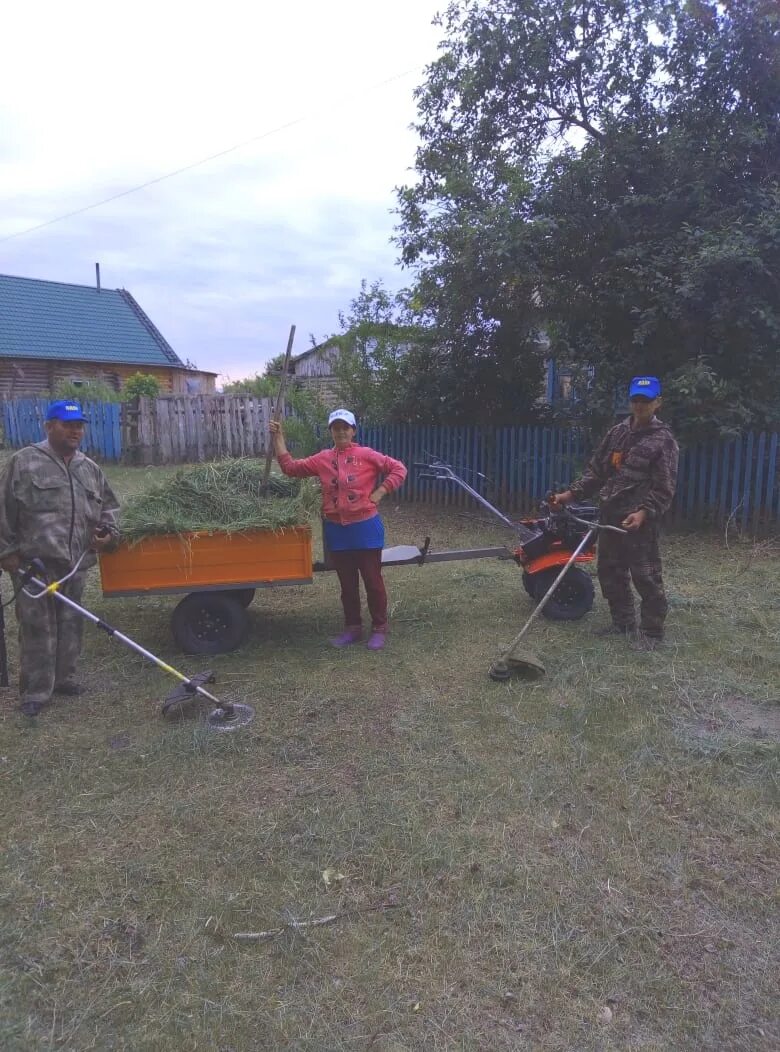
[0,0,443,384]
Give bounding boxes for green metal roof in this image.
[0,273,185,368]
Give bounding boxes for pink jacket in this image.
[277,444,407,525]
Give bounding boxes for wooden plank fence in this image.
[123,395,273,465]
[1,398,777,529]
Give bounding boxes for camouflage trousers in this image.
[596,517,668,638]
[12,568,88,709]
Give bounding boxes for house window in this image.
[557,372,573,402]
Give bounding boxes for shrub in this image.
[55,379,121,403]
[122,373,162,400]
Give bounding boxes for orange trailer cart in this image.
[99,527,313,654]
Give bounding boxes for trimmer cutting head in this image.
[162,669,255,732]
[488,650,547,682]
[206,703,255,732]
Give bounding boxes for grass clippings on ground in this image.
[0,471,778,1051]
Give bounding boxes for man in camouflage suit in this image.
[0,400,119,715]
[551,376,679,651]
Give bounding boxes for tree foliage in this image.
[328,280,435,423]
[396,0,780,437]
[328,278,545,425]
[122,373,162,400]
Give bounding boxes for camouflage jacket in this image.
[569,417,679,520]
[0,441,119,571]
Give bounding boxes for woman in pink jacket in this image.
[270,409,407,650]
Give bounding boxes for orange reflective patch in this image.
[611,451,624,469]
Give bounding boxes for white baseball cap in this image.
[328,409,357,428]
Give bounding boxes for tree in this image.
[328,277,545,425]
[263,354,287,376]
[395,181,548,424]
[328,280,428,422]
[396,0,780,437]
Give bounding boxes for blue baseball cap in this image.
[46,400,88,422]
[629,376,661,399]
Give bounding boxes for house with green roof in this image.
[0,272,216,397]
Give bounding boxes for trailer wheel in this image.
[526,566,594,621]
[221,588,256,608]
[171,593,249,654]
[521,571,536,599]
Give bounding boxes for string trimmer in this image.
[488,509,627,681]
[19,559,253,730]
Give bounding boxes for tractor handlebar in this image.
[549,504,628,535]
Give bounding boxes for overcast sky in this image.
[0,0,444,384]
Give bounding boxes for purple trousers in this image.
[330,549,388,632]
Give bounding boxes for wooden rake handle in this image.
[262,324,296,489]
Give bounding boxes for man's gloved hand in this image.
[549,490,574,508]
[91,526,115,552]
[622,509,648,531]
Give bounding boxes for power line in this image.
[0,66,422,246]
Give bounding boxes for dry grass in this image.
[118,460,319,542]
[0,464,778,1051]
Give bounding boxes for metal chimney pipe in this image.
[95,262,101,292]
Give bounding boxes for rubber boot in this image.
[593,623,637,638]
[329,627,363,648]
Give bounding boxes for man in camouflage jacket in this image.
[0,401,119,715]
[551,377,679,650]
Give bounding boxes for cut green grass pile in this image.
[0,468,778,1051]
[117,459,319,541]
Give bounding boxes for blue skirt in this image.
[324,515,385,551]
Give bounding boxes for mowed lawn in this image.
[1,460,778,1051]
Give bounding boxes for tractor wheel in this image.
[171,592,249,654]
[521,571,536,599]
[526,566,594,621]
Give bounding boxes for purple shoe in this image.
[329,628,363,648]
[366,632,386,651]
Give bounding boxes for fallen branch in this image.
[235,915,338,941]
[233,898,400,942]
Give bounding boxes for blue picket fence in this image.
[362,423,588,514]
[363,424,780,530]
[2,398,122,462]
[1,398,777,528]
